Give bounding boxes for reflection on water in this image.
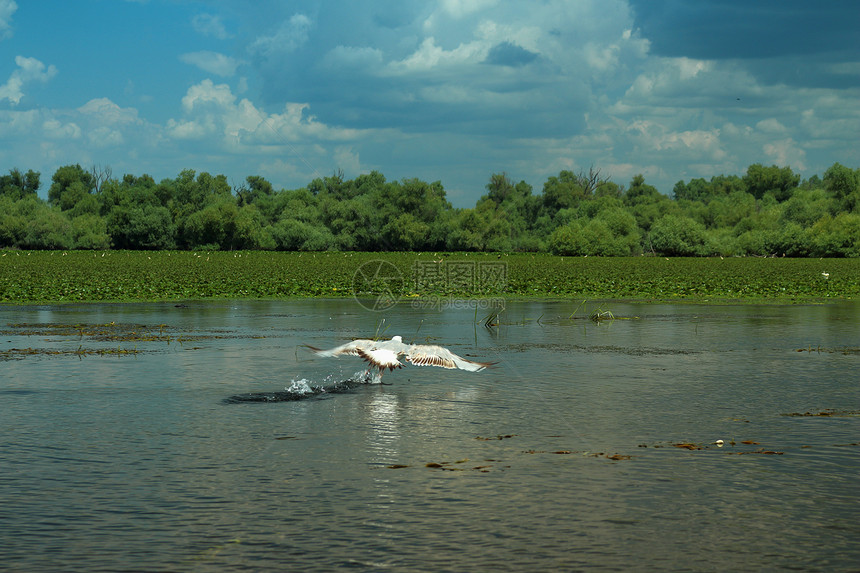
[1,299,859,571]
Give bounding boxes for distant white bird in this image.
[304,335,495,382]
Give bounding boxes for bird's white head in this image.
[391,335,402,343]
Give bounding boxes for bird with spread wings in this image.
[305,335,495,383]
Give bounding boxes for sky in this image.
[1,0,858,206]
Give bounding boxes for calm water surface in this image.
[1,299,859,572]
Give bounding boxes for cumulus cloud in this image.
[0,55,57,105]
[1,0,857,202]
[180,51,242,76]
[764,138,806,170]
[168,79,364,146]
[0,0,16,40]
[42,117,81,140]
[388,36,485,72]
[78,98,141,126]
[625,120,725,160]
[73,99,141,148]
[755,118,787,134]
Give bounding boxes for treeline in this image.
[1,162,859,256]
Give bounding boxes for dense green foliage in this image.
[1,162,859,256]
[1,251,857,304]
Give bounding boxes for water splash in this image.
[286,378,315,395]
[224,373,379,403]
[355,369,384,385]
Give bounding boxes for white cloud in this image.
[192,13,230,39]
[322,45,384,70]
[180,51,242,76]
[388,36,486,73]
[180,79,236,114]
[626,120,725,159]
[677,57,708,80]
[0,107,38,136]
[0,55,57,105]
[333,145,361,174]
[87,126,125,148]
[584,42,621,71]
[169,80,365,147]
[763,138,806,170]
[621,57,717,104]
[0,0,16,40]
[42,118,80,140]
[439,0,498,19]
[250,13,312,57]
[755,118,787,134]
[1,0,857,202]
[166,118,209,140]
[78,98,140,126]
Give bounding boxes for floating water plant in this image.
[3,251,857,303]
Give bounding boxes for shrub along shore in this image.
[1,251,857,304]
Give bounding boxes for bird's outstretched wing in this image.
[405,344,495,372]
[356,347,403,371]
[304,339,376,358]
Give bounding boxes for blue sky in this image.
[1,0,858,206]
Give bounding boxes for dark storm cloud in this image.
[628,0,859,60]
[484,42,539,67]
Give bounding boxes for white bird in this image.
[304,335,495,382]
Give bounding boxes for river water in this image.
[1,298,859,572]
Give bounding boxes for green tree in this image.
[382,213,431,251]
[318,193,380,250]
[743,164,800,201]
[542,170,587,212]
[774,223,813,257]
[823,162,860,212]
[268,217,335,250]
[181,200,237,250]
[648,214,708,256]
[48,164,95,211]
[780,188,832,227]
[810,213,860,257]
[0,168,40,200]
[19,199,75,249]
[548,204,640,256]
[71,214,111,250]
[233,205,275,250]
[481,173,540,250]
[673,178,711,202]
[236,175,275,206]
[623,174,662,206]
[107,204,176,249]
[705,191,756,228]
[0,196,28,247]
[447,201,512,251]
[173,170,232,210]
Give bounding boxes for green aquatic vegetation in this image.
[0,344,143,360]
[1,250,858,303]
[1,321,216,343]
[782,409,860,417]
[0,320,256,361]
